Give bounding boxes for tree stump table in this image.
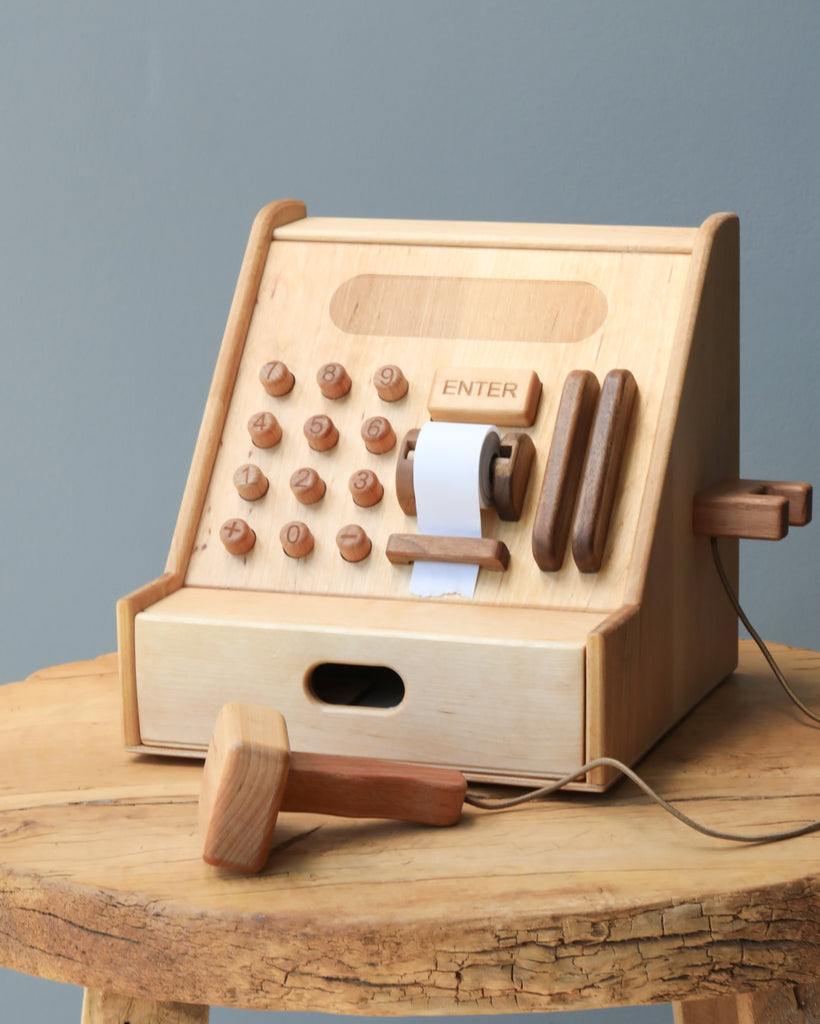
[1,642,819,1023]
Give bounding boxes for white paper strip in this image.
[410,422,500,598]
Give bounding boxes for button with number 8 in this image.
[317,362,351,399]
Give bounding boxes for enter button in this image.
[428,367,542,426]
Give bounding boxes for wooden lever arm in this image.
[200,702,467,872]
[693,479,813,540]
[283,752,467,826]
[386,533,510,570]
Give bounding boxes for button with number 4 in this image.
[248,411,282,448]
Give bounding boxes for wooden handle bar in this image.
[693,479,813,539]
[283,752,467,826]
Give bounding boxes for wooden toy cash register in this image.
[117,200,810,791]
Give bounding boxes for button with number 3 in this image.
[348,469,383,507]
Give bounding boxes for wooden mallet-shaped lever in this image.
[199,702,468,872]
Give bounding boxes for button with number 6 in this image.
[361,416,396,454]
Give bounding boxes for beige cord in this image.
[710,536,820,724]
[465,538,820,844]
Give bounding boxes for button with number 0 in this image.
[280,521,314,559]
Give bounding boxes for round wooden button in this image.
[303,414,339,451]
[348,469,383,507]
[280,520,314,559]
[290,467,326,504]
[361,416,396,454]
[233,463,269,501]
[317,362,351,399]
[219,518,255,556]
[259,360,294,397]
[373,364,408,402]
[336,524,372,563]
[248,411,282,448]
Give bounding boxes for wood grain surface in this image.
[2,643,820,1014]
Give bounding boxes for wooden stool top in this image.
[1,642,819,1014]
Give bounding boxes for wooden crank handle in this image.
[199,702,467,872]
[283,751,467,826]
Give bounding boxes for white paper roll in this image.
[410,421,500,598]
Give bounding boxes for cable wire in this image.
[710,536,820,724]
[464,538,820,844]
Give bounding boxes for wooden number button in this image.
[303,414,339,451]
[349,469,384,507]
[361,416,396,454]
[259,360,294,396]
[220,518,255,556]
[233,463,269,501]
[373,364,408,402]
[248,411,282,448]
[290,467,326,504]
[336,524,372,562]
[317,362,351,399]
[280,521,314,559]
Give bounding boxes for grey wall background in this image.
[1,2,818,1021]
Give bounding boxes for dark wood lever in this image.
[692,479,813,539]
[200,702,467,873]
[532,370,600,571]
[572,369,638,573]
[385,533,510,571]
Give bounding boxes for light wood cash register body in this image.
[118,201,739,790]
